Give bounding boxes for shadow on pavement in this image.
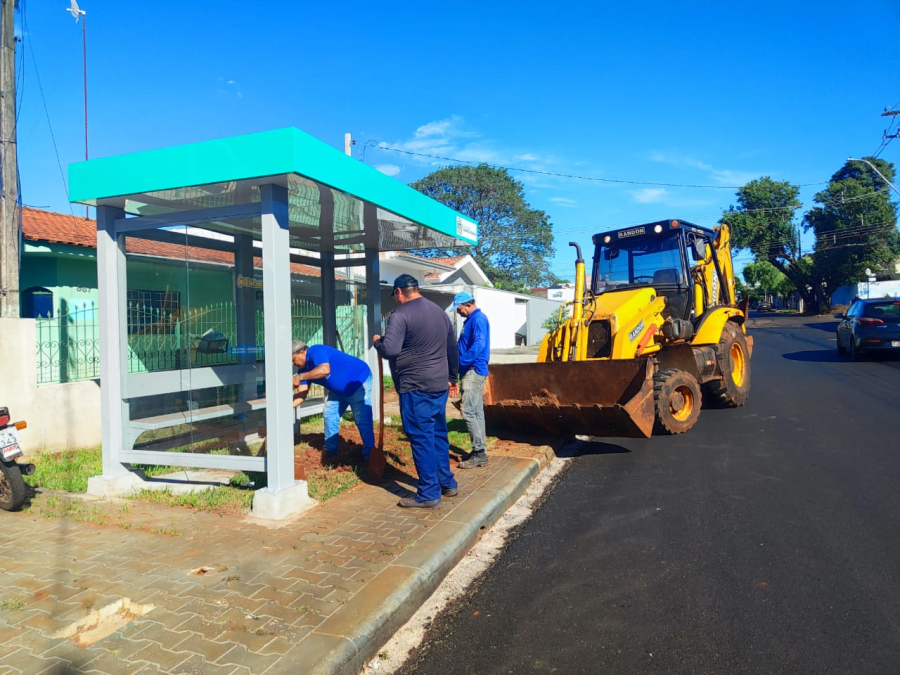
[558,440,631,457]
[782,350,842,362]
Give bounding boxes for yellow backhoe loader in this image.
[484,219,752,437]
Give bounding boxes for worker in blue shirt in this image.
[292,340,375,461]
[453,291,491,468]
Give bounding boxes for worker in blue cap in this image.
[452,290,491,468]
[373,274,460,508]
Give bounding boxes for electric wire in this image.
[24,16,74,218]
[366,143,828,190]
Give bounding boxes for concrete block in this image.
[86,471,146,497]
[251,481,316,521]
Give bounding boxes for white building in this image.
[373,253,561,348]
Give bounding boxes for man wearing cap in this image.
[291,340,375,461]
[373,274,460,508]
[452,291,491,468]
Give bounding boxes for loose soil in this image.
[498,388,561,407]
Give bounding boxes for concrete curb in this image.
[274,455,542,675]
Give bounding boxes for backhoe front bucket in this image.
[483,359,655,439]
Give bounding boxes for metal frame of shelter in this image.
[69,127,477,515]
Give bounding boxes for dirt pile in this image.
[498,388,560,407]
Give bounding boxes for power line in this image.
[367,143,828,190]
[24,19,73,217]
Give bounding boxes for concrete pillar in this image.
[96,205,128,477]
[87,205,145,497]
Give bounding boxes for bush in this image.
[542,304,570,333]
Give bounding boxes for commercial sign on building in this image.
[236,275,263,289]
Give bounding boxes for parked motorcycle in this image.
[0,407,34,511]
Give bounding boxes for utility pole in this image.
[344,132,355,157]
[0,0,19,318]
[882,108,900,141]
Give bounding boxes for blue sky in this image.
[15,0,900,281]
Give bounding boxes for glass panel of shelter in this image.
[122,218,270,468]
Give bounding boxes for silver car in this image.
[836,298,900,361]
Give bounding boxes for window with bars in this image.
[126,290,181,335]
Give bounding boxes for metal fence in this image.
[36,302,101,385]
[36,297,367,385]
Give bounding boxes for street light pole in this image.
[66,1,88,218]
[847,157,900,198]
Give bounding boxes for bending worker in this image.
[374,274,460,508]
[452,291,491,469]
[292,340,375,460]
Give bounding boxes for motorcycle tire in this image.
[0,460,26,512]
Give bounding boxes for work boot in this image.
[458,452,488,469]
[442,486,459,497]
[398,497,441,509]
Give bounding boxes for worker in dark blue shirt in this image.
[452,291,491,468]
[374,274,460,508]
[292,341,375,460]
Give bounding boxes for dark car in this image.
[835,298,900,361]
[757,301,772,312]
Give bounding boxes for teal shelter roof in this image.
[68,127,478,253]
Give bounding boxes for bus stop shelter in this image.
[68,127,478,519]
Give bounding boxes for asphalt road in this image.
[399,314,900,675]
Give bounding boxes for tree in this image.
[743,260,795,302]
[721,177,817,309]
[541,304,569,333]
[804,158,900,304]
[412,165,556,290]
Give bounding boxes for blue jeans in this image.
[324,375,375,458]
[400,390,457,503]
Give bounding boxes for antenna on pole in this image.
[66,0,84,21]
[66,1,88,218]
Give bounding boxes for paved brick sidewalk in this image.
[0,454,543,675]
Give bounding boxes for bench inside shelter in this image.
[121,363,325,473]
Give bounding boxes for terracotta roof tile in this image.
[22,206,321,277]
[431,256,465,266]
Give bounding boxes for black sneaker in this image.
[442,486,459,497]
[458,453,488,469]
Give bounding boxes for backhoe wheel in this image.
[707,321,751,408]
[653,369,702,435]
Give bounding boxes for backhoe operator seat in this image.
[653,269,680,285]
[653,268,691,321]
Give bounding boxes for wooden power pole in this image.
[0,0,18,318]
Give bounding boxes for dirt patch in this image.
[293,425,423,484]
[53,598,155,647]
[498,388,560,407]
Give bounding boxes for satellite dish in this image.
[865,268,872,277]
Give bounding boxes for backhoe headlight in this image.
[603,235,611,243]
[654,224,663,233]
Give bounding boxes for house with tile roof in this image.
[21,207,328,318]
[20,207,363,386]
[20,207,561,367]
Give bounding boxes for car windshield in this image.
[862,301,900,321]
[594,235,684,292]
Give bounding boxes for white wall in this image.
[468,287,523,349]
[832,280,900,306]
[0,319,102,454]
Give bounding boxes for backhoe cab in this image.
[483,219,752,438]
